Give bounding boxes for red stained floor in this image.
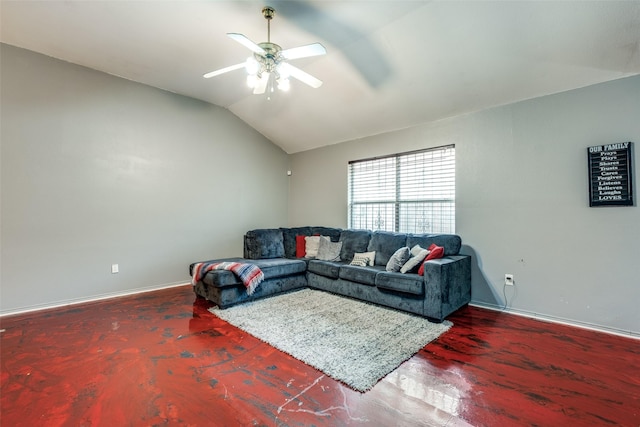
[1,285,638,426]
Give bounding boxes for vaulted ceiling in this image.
[2,1,640,153]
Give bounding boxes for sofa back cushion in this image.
[310,226,342,242]
[280,226,342,258]
[406,234,462,256]
[280,227,312,258]
[367,231,409,266]
[244,229,285,259]
[339,229,372,262]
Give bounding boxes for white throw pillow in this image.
[400,248,430,273]
[305,235,324,258]
[350,251,376,267]
[410,244,425,257]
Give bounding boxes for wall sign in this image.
[588,142,634,207]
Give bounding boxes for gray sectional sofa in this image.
[190,226,471,323]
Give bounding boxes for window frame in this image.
[347,144,455,234]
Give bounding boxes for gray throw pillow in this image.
[386,247,411,272]
[317,237,343,262]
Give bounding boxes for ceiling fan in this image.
[203,6,327,95]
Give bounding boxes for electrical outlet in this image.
[111,264,119,274]
[505,274,514,286]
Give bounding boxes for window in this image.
[348,145,455,233]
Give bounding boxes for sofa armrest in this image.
[422,255,471,321]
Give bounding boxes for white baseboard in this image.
[470,301,640,340]
[0,281,191,317]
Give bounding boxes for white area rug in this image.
[209,289,452,392]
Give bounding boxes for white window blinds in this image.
[348,145,455,233]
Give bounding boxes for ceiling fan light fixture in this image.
[247,74,258,88]
[252,73,270,95]
[278,78,290,92]
[203,6,326,95]
[245,57,260,75]
[276,62,290,80]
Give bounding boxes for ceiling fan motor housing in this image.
[255,42,283,74]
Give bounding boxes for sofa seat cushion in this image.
[376,272,424,295]
[193,257,306,288]
[307,260,343,279]
[250,258,307,278]
[338,264,385,286]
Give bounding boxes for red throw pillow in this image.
[295,235,306,258]
[418,245,444,275]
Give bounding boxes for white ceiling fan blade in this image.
[253,73,270,94]
[285,64,323,89]
[227,33,266,55]
[203,63,245,79]
[281,43,327,60]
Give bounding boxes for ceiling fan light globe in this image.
[278,78,290,92]
[247,74,258,88]
[245,57,260,75]
[276,62,290,80]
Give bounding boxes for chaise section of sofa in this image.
[190,257,307,308]
[190,226,472,322]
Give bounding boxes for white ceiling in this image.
[2,1,640,154]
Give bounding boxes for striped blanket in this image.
[191,262,264,295]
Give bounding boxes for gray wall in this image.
[3,43,639,335]
[1,44,289,313]
[289,75,640,335]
